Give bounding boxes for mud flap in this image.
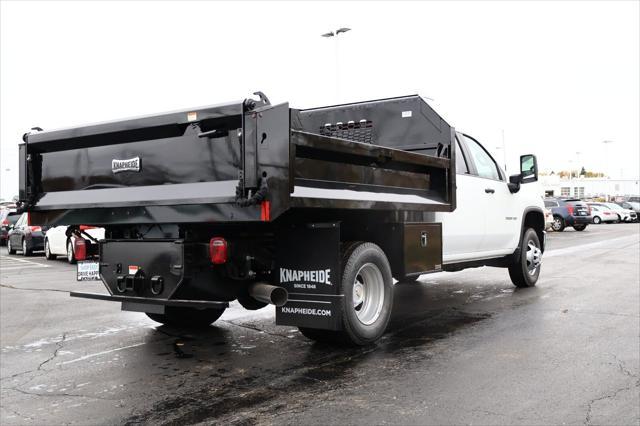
[275,223,343,330]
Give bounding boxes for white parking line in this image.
[0,255,51,269]
[59,342,147,365]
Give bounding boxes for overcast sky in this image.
[1,0,638,199]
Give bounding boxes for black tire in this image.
[300,242,393,346]
[573,224,587,231]
[551,215,565,232]
[592,216,601,224]
[7,239,16,254]
[508,228,542,288]
[146,307,226,328]
[21,239,32,256]
[44,239,56,260]
[66,240,76,264]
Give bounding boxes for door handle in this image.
[485,188,495,194]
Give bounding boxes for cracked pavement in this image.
[1,224,638,425]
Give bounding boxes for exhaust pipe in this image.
[249,283,288,307]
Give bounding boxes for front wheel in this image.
[146,307,226,327]
[508,228,542,288]
[592,216,601,224]
[7,239,16,254]
[573,224,587,231]
[300,242,394,346]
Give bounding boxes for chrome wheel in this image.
[22,239,28,255]
[7,239,11,253]
[67,241,74,262]
[525,240,542,275]
[552,217,562,231]
[352,262,385,326]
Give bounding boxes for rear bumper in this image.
[70,291,229,309]
[567,215,591,225]
[26,235,45,250]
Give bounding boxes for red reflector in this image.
[74,238,87,261]
[79,225,95,230]
[260,201,271,222]
[209,237,228,264]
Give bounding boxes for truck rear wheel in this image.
[146,307,226,328]
[300,242,393,346]
[508,228,542,288]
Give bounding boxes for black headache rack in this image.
[19,94,455,226]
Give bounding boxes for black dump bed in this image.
[19,94,455,226]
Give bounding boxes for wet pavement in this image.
[1,224,638,425]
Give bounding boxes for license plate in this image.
[77,261,100,281]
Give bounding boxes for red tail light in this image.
[74,238,87,261]
[28,226,42,232]
[260,201,271,222]
[587,206,591,215]
[79,225,95,230]
[209,237,228,264]
[567,205,574,215]
[1,219,8,225]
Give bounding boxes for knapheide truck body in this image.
[18,93,544,345]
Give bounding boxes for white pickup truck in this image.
[438,132,545,288]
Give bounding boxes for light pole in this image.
[602,140,614,178]
[602,140,614,201]
[575,151,581,177]
[321,27,351,102]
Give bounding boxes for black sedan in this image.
[0,209,21,246]
[6,213,48,256]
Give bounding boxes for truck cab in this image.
[439,133,545,269]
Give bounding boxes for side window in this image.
[455,139,469,174]
[544,200,557,208]
[462,136,501,180]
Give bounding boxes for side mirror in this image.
[520,154,538,183]
[507,175,521,193]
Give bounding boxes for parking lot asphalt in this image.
[1,224,638,425]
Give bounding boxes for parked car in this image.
[544,208,554,231]
[588,202,637,223]
[6,213,48,256]
[544,198,592,231]
[620,201,640,219]
[589,205,618,224]
[0,209,21,246]
[44,225,105,263]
